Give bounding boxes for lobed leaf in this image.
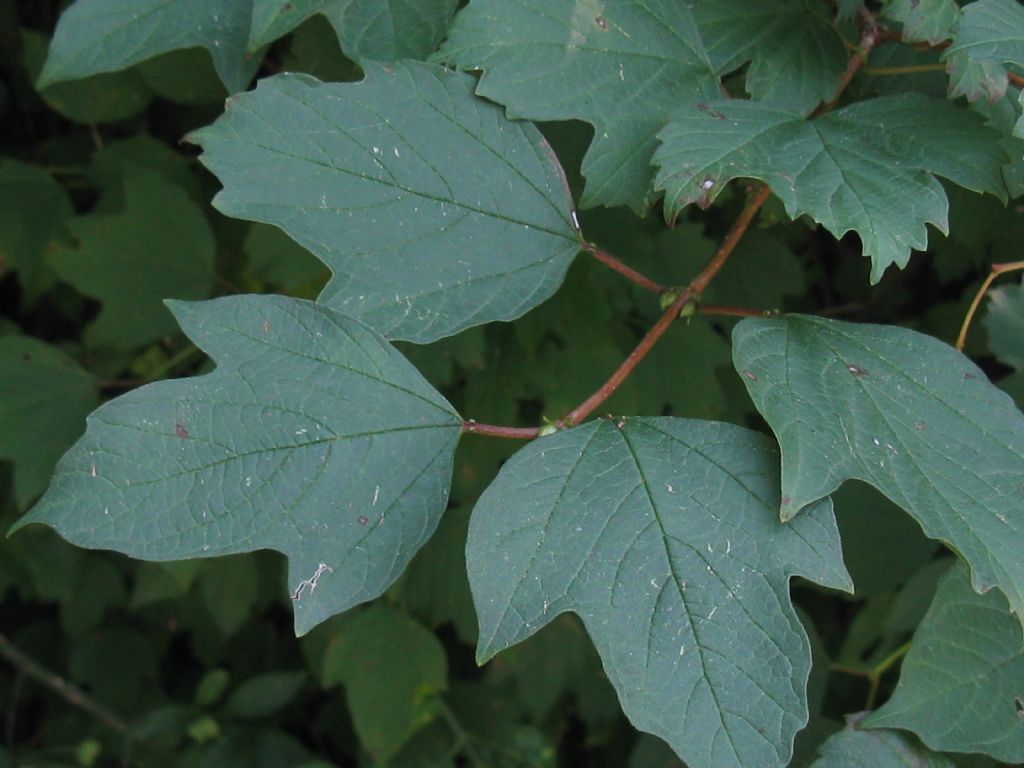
[943,0,1024,102]
[191,62,580,343]
[732,315,1024,627]
[435,0,719,212]
[13,294,463,635]
[654,93,1008,282]
[248,0,459,62]
[863,562,1024,763]
[694,0,847,114]
[38,0,261,93]
[468,418,851,768]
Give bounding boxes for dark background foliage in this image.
[1,1,1022,766]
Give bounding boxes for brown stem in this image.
[562,185,771,427]
[956,260,1024,351]
[818,12,881,115]
[1009,71,1024,89]
[585,243,667,294]
[689,185,772,296]
[563,291,689,427]
[0,631,130,738]
[696,304,771,319]
[462,421,541,440]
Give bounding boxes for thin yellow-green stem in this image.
[865,641,912,710]
[864,63,946,76]
[956,261,1024,352]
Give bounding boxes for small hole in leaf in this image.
[847,364,868,377]
[1015,697,1023,717]
[358,515,369,526]
[594,15,608,29]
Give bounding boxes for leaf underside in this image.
[654,93,1008,283]
[191,61,580,343]
[732,315,1024,629]
[468,417,851,768]
[15,295,462,634]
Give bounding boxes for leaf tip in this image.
[6,508,48,538]
[779,495,802,523]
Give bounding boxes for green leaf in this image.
[197,555,262,637]
[0,336,100,508]
[809,713,956,767]
[0,160,71,303]
[984,278,1024,370]
[223,670,307,719]
[693,0,847,114]
[832,482,939,599]
[732,315,1024,627]
[13,294,463,635]
[69,625,164,713]
[191,62,580,343]
[700,231,806,312]
[882,0,959,46]
[435,0,719,212]
[248,0,458,62]
[21,29,154,125]
[468,418,852,768]
[49,168,216,350]
[320,603,447,761]
[194,668,230,707]
[836,0,864,22]
[131,561,200,608]
[485,615,595,722]
[400,506,477,644]
[38,0,261,93]
[943,0,1024,102]
[629,735,684,768]
[137,48,228,105]
[278,14,362,82]
[244,223,329,296]
[655,94,1008,283]
[969,84,1024,198]
[864,562,1024,763]
[61,555,125,636]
